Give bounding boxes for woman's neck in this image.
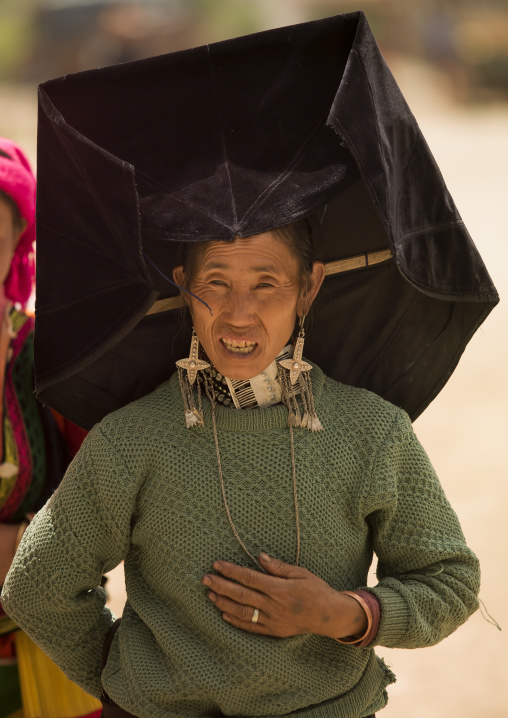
[208,345,292,410]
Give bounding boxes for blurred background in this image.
[2,0,508,99]
[1,1,507,716]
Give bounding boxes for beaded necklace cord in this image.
[202,372,301,570]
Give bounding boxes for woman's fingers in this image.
[205,585,278,636]
[210,560,275,592]
[257,552,311,579]
[207,591,264,624]
[221,612,273,635]
[210,557,310,591]
[203,572,266,610]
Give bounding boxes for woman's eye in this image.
[210,279,226,286]
[256,282,274,288]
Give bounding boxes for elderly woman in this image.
[2,217,481,718]
[1,11,498,718]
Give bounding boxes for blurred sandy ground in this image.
[1,54,507,718]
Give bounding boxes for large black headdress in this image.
[35,11,498,429]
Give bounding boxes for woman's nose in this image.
[222,289,255,326]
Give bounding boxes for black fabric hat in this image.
[35,11,498,429]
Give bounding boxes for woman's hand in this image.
[0,522,21,585]
[202,552,367,640]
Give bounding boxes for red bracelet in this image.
[334,590,381,647]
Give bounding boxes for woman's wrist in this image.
[334,591,372,643]
[15,520,29,551]
[321,589,369,640]
[0,522,24,585]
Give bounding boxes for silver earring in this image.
[176,330,210,427]
[279,315,323,432]
[279,315,312,384]
[176,330,210,384]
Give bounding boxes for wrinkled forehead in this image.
[189,232,299,278]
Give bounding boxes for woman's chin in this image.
[214,359,262,381]
[211,344,269,380]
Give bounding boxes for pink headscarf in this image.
[0,137,36,308]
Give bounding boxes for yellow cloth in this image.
[15,632,101,718]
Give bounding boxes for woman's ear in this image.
[172,265,191,308]
[297,261,325,317]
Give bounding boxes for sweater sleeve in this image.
[365,410,480,649]
[1,423,141,698]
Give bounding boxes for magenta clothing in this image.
[0,137,36,308]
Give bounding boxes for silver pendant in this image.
[279,335,312,385]
[176,332,210,384]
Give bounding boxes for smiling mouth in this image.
[220,338,257,355]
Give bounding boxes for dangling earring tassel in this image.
[279,315,323,432]
[176,331,210,428]
[178,367,204,427]
[299,372,323,432]
[278,363,301,427]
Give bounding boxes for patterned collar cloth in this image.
[207,345,293,409]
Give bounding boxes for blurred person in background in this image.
[0,137,100,718]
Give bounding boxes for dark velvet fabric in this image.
[34,11,498,428]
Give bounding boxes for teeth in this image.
[221,338,256,354]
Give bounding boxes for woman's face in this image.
[173,231,325,380]
[0,195,25,287]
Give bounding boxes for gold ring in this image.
[251,608,259,624]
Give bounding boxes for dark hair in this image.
[272,217,316,282]
[0,188,24,232]
[182,215,318,290]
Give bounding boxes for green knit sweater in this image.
[2,366,479,718]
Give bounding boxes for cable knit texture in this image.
[2,365,479,718]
